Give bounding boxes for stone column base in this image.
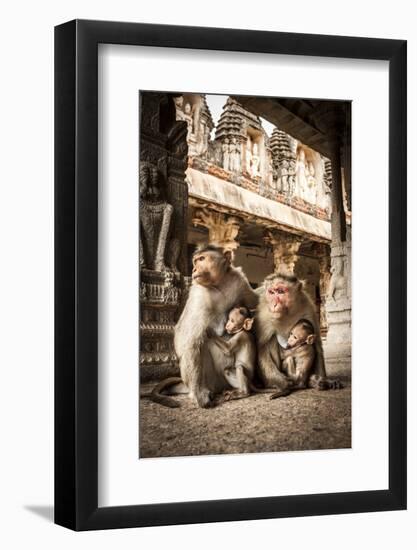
[323,297,351,375]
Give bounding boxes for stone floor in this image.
[139,359,351,459]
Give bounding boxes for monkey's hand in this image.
[211,335,232,355]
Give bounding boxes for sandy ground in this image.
[139,364,351,458]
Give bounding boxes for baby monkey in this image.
[212,306,287,401]
[280,319,317,391]
[212,306,256,400]
[270,318,343,399]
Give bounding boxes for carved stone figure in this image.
[305,160,317,204]
[139,161,174,272]
[270,128,297,196]
[318,157,332,212]
[222,138,231,171]
[251,142,260,177]
[183,103,194,139]
[229,137,241,172]
[174,96,194,140]
[328,255,347,301]
[295,148,308,198]
[280,158,289,193]
[245,138,252,173]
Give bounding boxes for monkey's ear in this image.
[243,317,254,331]
[306,334,316,345]
[223,250,233,265]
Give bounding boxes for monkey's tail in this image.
[249,382,290,397]
[249,382,277,394]
[140,377,184,408]
[268,388,292,400]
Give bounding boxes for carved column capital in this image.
[264,231,303,275]
[192,208,242,253]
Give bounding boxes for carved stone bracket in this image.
[192,208,242,253]
[264,230,303,275]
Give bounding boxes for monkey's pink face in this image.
[265,283,290,317]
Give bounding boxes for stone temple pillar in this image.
[139,92,189,382]
[265,231,302,276]
[325,148,351,359]
[325,231,351,353]
[318,252,331,337]
[192,208,242,255]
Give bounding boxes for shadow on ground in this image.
[139,362,351,459]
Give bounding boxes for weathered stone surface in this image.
[139,92,189,381]
[187,167,331,241]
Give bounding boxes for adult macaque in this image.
[256,273,341,395]
[146,245,259,408]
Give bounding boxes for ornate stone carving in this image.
[222,138,231,171]
[174,94,214,159]
[192,208,242,253]
[264,230,303,275]
[250,142,261,178]
[318,253,331,335]
[139,92,189,381]
[229,137,241,172]
[325,236,351,350]
[175,96,194,139]
[270,128,297,196]
[295,147,318,204]
[315,157,332,212]
[139,161,178,272]
[328,255,347,302]
[214,97,268,182]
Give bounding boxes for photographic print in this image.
[139,91,351,459]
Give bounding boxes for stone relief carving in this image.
[222,138,231,171]
[192,209,241,253]
[270,128,297,197]
[174,96,194,138]
[250,142,261,178]
[229,137,241,172]
[139,92,190,381]
[139,160,179,272]
[264,230,303,276]
[174,94,214,159]
[328,255,347,301]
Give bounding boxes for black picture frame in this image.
[55,19,407,531]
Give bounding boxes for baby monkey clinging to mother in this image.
[211,306,256,400]
[212,306,290,402]
[275,319,317,398]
